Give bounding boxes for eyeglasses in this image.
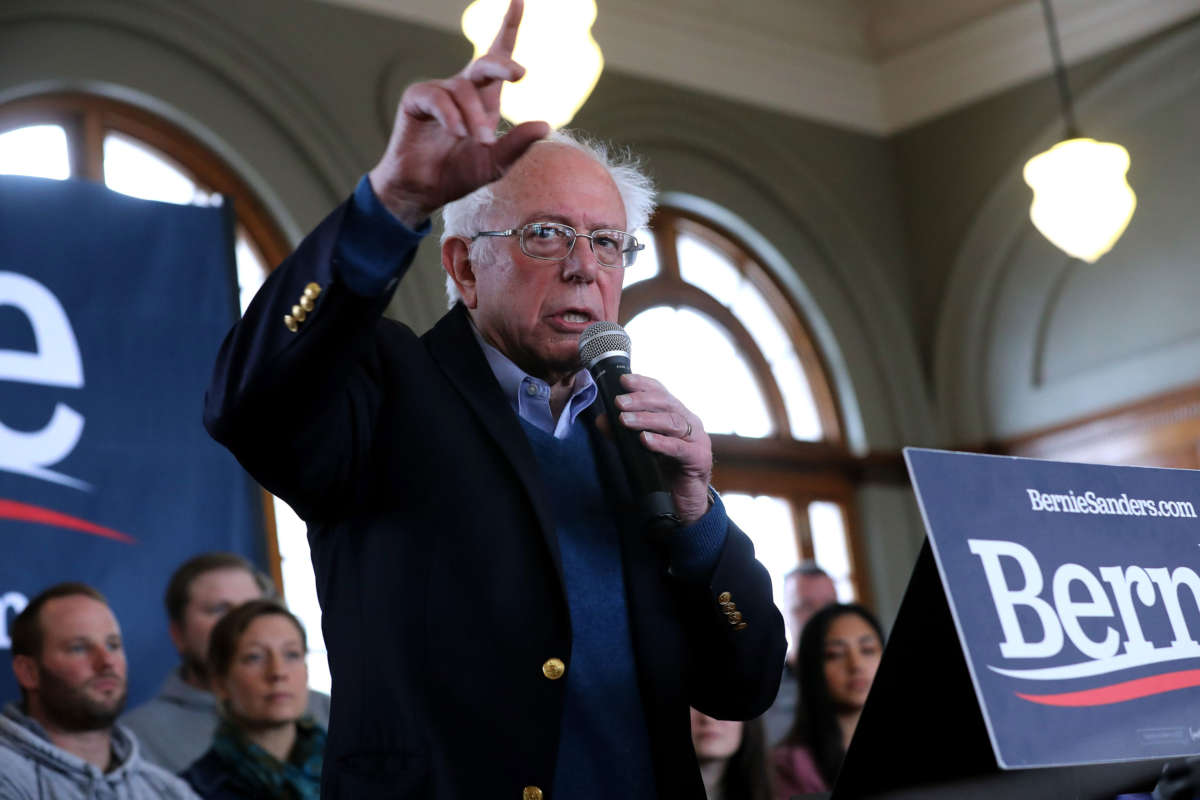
[472,221,644,269]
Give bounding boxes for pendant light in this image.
[462,0,604,130]
[1023,0,1136,263]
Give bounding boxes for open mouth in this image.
[559,310,591,324]
[546,309,597,332]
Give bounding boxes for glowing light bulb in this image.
[1023,138,1137,263]
[462,0,603,129]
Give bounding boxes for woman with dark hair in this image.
[181,599,324,800]
[771,603,884,796]
[690,709,772,800]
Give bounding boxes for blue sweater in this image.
[520,418,658,799]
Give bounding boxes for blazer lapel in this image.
[424,305,564,584]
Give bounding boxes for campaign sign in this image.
[0,175,265,707]
[906,447,1200,769]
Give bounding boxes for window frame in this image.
[624,207,872,607]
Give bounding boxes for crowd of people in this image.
[0,554,329,799]
[1,555,884,799]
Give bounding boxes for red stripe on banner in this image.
[0,499,136,544]
[1017,669,1200,707]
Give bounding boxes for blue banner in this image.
[906,448,1200,768]
[0,175,265,707]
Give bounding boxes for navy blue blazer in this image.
[204,198,786,799]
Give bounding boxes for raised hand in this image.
[368,0,550,228]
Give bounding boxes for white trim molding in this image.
[317,0,1200,135]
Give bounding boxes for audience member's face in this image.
[466,143,626,382]
[785,572,838,642]
[26,595,127,730]
[173,567,263,670]
[689,707,743,762]
[216,614,308,728]
[822,612,882,711]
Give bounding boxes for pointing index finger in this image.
[488,0,524,59]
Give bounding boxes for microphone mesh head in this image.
[578,321,631,366]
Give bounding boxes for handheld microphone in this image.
[579,321,681,536]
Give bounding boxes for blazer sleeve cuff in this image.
[666,488,729,582]
[334,174,431,296]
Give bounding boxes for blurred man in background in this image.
[0,582,198,798]
[764,563,839,744]
[122,552,330,772]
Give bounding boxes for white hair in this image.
[440,129,656,308]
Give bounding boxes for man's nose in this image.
[560,237,601,282]
[92,645,118,671]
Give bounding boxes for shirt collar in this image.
[469,322,597,438]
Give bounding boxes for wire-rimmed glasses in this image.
[472,221,644,268]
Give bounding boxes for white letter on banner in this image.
[1027,489,1046,511]
[0,272,89,490]
[968,539,1064,659]
[0,592,29,650]
[1146,567,1200,648]
[1099,566,1157,657]
[1053,563,1120,660]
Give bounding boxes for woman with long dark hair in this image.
[771,603,884,795]
[690,709,771,800]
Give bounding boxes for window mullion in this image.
[656,215,682,281]
[792,495,814,561]
[838,498,873,610]
[79,109,104,182]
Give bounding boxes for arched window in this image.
[626,207,869,624]
[0,92,329,690]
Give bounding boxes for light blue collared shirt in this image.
[470,325,598,439]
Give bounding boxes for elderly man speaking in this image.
[204,2,784,797]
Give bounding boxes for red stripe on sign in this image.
[1017,669,1200,707]
[0,499,136,544]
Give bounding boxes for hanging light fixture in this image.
[462,0,604,130]
[1023,0,1135,263]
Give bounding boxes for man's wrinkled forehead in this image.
[487,142,626,229]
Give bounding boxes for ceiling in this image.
[318,0,1200,134]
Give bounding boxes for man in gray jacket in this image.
[0,582,197,799]
[122,552,330,772]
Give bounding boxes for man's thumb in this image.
[492,121,552,173]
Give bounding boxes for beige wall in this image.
[892,16,1200,443]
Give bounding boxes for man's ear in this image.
[442,237,479,309]
[12,654,39,693]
